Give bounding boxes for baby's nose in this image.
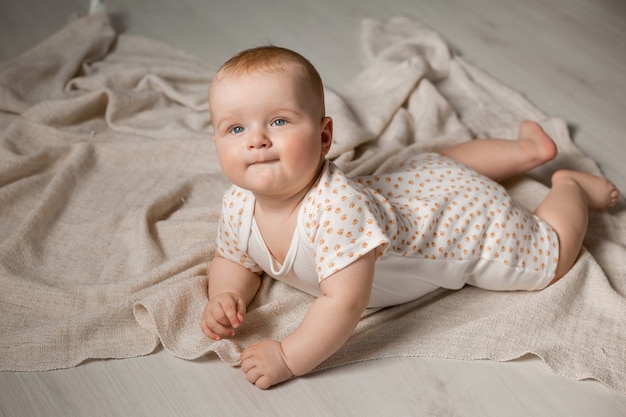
[247,130,271,149]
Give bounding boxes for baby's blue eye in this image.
[271,119,286,127]
[231,126,244,134]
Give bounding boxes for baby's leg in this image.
[440,121,557,182]
[535,170,619,283]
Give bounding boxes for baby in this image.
[201,46,619,389]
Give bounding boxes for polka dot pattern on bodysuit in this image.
[216,154,559,290]
[354,154,559,274]
[301,169,390,279]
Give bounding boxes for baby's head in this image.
[209,46,326,121]
[208,46,333,199]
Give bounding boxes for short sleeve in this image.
[215,186,262,273]
[300,164,390,281]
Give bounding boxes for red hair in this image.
[211,46,326,117]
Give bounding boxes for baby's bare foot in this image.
[518,121,558,167]
[552,170,620,209]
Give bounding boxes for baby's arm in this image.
[240,250,375,389]
[201,253,262,340]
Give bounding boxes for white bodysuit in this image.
[216,153,559,308]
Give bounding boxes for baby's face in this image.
[209,67,332,201]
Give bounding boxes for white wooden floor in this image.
[1,0,625,416]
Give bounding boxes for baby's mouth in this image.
[250,159,278,166]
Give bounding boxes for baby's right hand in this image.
[201,292,246,340]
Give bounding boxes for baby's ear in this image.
[321,116,333,155]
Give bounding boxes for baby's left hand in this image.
[240,340,294,389]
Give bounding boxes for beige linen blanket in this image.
[1,13,624,394]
